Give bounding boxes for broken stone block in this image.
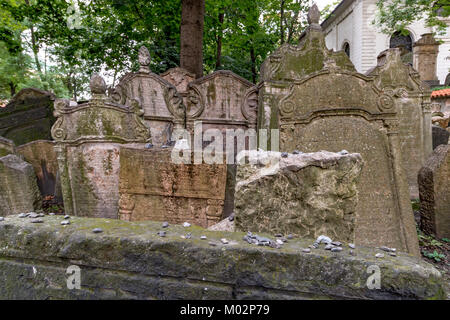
[234,150,363,242]
[432,125,449,149]
[0,154,41,216]
[418,145,450,239]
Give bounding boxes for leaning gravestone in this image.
[432,125,449,149]
[418,145,450,239]
[0,88,55,146]
[0,154,41,216]
[51,73,151,218]
[234,150,363,242]
[110,46,185,146]
[256,5,419,256]
[367,49,432,198]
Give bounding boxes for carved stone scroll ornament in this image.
[185,84,204,119]
[164,87,186,120]
[241,86,259,124]
[51,99,69,141]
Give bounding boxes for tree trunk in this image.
[9,82,16,97]
[180,0,205,78]
[215,11,224,70]
[24,0,41,73]
[250,46,257,83]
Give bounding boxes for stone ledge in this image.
[0,215,446,300]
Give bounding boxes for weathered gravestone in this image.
[119,146,227,227]
[432,125,449,149]
[367,49,433,198]
[0,136,15,157]
[234,150,363,242]
[51,73,151,218]
[110,46,185,146]
[418,145,450,239]
[0,154,41,216]
[16,140,61,201]
[256,5,419,256]
[0,88,55,146]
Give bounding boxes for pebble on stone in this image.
[349,250,356,256]
[276,239,284,245]
[208,242,217,246]
[0,217,4,222]
[281,152,289,158]
[61,220,70,226]
[331,241,342,247]
[92,228,103,234]
[157,231,166,237]
[145,143,153,149]
[183,222,191,227]
[316,235,332,244]
[375,253,384,258]
[293,150,302,155]
[64,215,70,219]
[48,212,56,216]
[185,233,192,239]
[28,213,39,219]
[18,213,28,218]
[200,235,207,240]
[339,150,349,155]
[389,252,397,257]
[324,244,334,250]
[220,238,229,244]
[228,214,235,222]
[302,248,311,253]
[162,221,169,228]
[331,247,343,252]
[30,218,43,223]
[287,234,294,240]
[348,243,356,249]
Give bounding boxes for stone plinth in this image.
[234,150,363,242]
[413,33,440,83]
[418,145,450,239]
[0,154,41,216]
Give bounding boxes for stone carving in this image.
[367,48,433,198]
[257,11,419,256]
[52,73,151,218]
[119,146,228,227]
[110,46,185,145]
[432,125,449,149]
[0,88,55,146]
[0,154,41,216]
[234,150,363,242]
[161,67,196,93]
[413,33,440,86]
[418,145,450,239]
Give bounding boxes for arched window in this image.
[390,31,413,64]
[343,42,350,58]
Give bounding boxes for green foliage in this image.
[375,0,450,35]
[422,250,446,262]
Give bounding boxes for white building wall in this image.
[323,0,450,83]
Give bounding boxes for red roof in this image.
[431,88,450,98]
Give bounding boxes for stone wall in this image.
[0,215,445,300]
[0,154,41,216]
[119,146,227,227]
[0,88,55,146]
[418,145,450,239]
[234,150,363,242]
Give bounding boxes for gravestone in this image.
[0,88,55,146]
[432,125,449,149]
[52,73,151,218]
[257,5,419,256]
[418,145,450,239]
[0,154,41,216]
[119,146,227,227]
[234,150,363,242]
[367,49,433,198]
[110,46,185,145]
[0,137,15,157]
[16,140,61,201]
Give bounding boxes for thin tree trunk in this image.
[250,46,257,83]
[24,0,41,73]
[280,0,285,44]
[215,11,224,69]
[180,0,205,78]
